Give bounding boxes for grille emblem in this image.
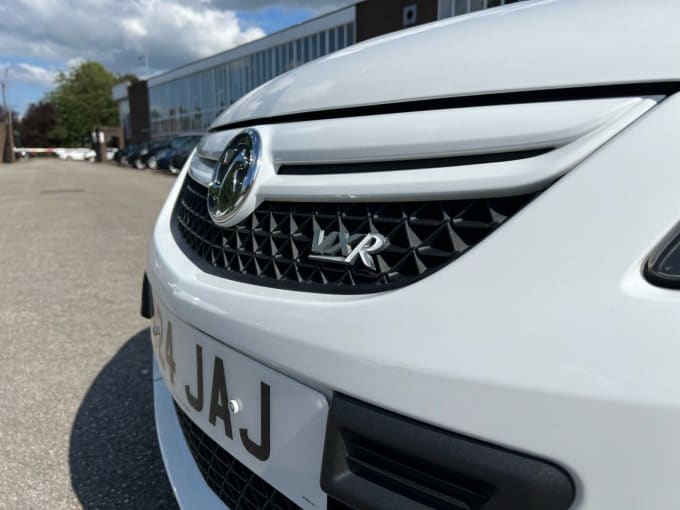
[207,130,260,226]
[309,223,387,271]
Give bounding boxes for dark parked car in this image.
[115,144,138,165]
[128,141,173,170]
[169,140,199,175]
[148,134,203,174]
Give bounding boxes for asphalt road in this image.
[0,158,179,509]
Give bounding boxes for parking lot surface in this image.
[0,159,179,509]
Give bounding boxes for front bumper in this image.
[153,357,227,510]
[149,94,680,509]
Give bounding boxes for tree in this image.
[117,73,139,85]
[48,61,119,146]
[19,102,58,147]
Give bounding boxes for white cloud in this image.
[2,62,58,87]
[0,0,274,79]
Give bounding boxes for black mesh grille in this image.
[174,402,302,510]
[172,176,537,293]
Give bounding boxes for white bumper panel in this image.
[150,94,680,509]
[154,356,227,510]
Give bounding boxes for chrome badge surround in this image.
[207,129,261,227]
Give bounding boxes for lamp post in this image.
[1,68,15,163]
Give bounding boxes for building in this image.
[111,82,129,140]
[146,6,355,140]
[438,0,522,18]
[113,80,151,144]
[113,0,524,142]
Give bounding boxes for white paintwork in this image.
[200,96,654,166]
[153,299,329,510]
[151,93,680,508]
[214,0,680,127]
[149,2,680,507]
[194,97,656,227]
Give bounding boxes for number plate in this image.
[152,299,329,510]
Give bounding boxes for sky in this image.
[0,0,354,115]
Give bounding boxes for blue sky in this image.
[0,1,351,115]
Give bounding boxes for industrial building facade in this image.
[148,7,354,139]
[114,0,524,143]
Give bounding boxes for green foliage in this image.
[117,73,139,85]
[48,61,119,146]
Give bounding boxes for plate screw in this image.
[152,325,161,336]
[228,399,241,414]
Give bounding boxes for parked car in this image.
[105,147,118,161]
[148,134,203,173]
[120,143,152,168]
[127,141,171,169]
[124,143,150,169]
[143,2,680,509]
[59,148,96,162]
[168,141,197,175]
[115,144,138,166]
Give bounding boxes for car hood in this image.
[212,0,680,128]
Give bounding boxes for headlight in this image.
[645,228,680,288]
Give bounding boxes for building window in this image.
[319,32,327,56]
[403,4,417,26]
[337,26,345,49]
[469,0,484,11]
[268,48,274,80]
[257,51,264,84]
[311,34,318,59]
[329,28,336,52]
[287,42,293,70]
[443,0,522,18]
[295,39,302,66]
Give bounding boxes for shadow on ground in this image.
[69,330,179,509]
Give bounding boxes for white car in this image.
[144,1,680,509]
[59,148,96,162]
[106,147,119,161]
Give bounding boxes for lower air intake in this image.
[322,395,575,510]
[174,402,302,510]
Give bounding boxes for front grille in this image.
[174,402,302,510]
[172,175,537,293]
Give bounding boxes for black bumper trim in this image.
[322,394,575,510]
[140,273,154,319]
